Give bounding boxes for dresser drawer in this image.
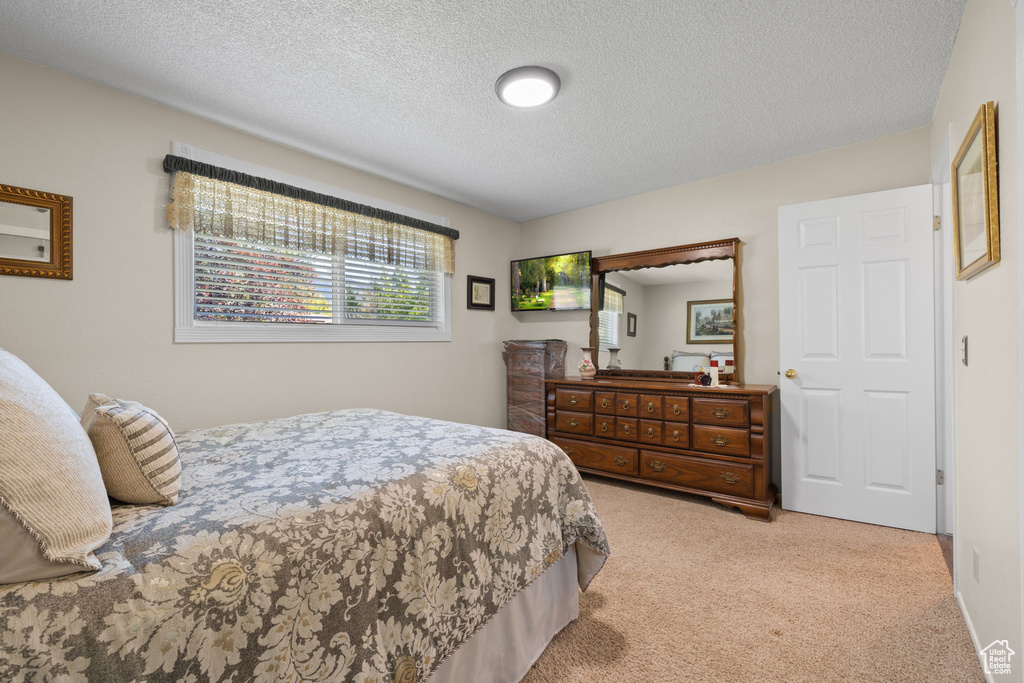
[640,395,664,419]
[553,438,639,476]
[692,398,749,427]
[615,393,639,417]
[595,392,616,414]
[639,419,663,445]
[555,411,594,436]
[616,417,639,442]
[593,393,614,413]
[665,397,689,421]
[664,423,689,448]
[556,388,593,411]
[692,424,750,457]
[640,451,754,498]
[594,415,616,438]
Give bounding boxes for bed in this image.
[0,408,609,682]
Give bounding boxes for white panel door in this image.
[778,185,936,533]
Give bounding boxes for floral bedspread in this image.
[0,409,609,682]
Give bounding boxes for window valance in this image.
[163,155,457,275]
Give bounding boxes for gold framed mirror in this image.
[0,184,73,280]
[588,238,739,382]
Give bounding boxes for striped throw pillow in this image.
[81,394,181,506]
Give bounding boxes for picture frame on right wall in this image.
[952,101,999,281]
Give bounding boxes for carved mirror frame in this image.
[0,184,73,280]
[589,238,739,381]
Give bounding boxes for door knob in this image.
[785,369,797,379]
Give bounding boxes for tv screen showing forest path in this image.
[511,251,591,311]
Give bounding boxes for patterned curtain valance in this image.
[164,156,457,275]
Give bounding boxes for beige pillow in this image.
[0,349,112,584]
[81,394,181,506]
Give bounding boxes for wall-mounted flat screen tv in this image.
[510,250,592,311]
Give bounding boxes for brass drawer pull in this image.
[650,460,666,472]
[622,400,631,410]
[568,418,579,428]
[613,455,627,466]
[647,402,656,413]
[623,425,632,435]
[711,435,729,446]
[712,408,729,419]
[721,472,739,485]
[564,447,574,456]
[600,422,609,433]
[671,430,681,442]
[568,396,579,405]
[602,398,610,408]
[672,404,682,416]
[647,427,655,438]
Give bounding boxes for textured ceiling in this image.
[0,1,965,222]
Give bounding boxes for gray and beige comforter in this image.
[0,409,609,682]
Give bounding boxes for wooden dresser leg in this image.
[711,495,775,522]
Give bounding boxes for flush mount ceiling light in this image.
[495,66,561,108]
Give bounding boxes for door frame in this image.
[931,126,957,588]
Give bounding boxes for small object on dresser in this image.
[579,346,597,379]
[606,347,622,369]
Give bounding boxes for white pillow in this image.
[670,350,711,372]
[0,349,112,583]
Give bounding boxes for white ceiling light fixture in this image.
[495,66,561,108]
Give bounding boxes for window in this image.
[170,144,453,343]
[193,235,442,326]
[598,283,625,347]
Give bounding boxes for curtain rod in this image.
[162,154,459,241]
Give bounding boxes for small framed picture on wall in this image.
[627,312,637,337]
[467,275,495,310]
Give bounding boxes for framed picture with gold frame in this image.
[951,101,999,281]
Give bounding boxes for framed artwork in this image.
[626,312,637,337]
[467,275,495,310]
[686,299,734,344]
[952,101,1000,280]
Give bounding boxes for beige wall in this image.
[931,0,1023,670]
[517,128,932,383]
[0,53,521,431]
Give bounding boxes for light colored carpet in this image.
[524,476,983,682]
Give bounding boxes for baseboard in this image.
[956,591,994,683]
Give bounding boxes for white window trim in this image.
[171,142,452,343]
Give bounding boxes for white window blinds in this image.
[194,235,442,326]
[599,284,624,347]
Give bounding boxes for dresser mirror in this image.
[0,184,73,279]
[588,238,739,381]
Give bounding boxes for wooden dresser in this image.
[545,376,778,520]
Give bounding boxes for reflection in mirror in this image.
[0,202,50,261]
[0,183,73,280]
[598,259,734,374]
